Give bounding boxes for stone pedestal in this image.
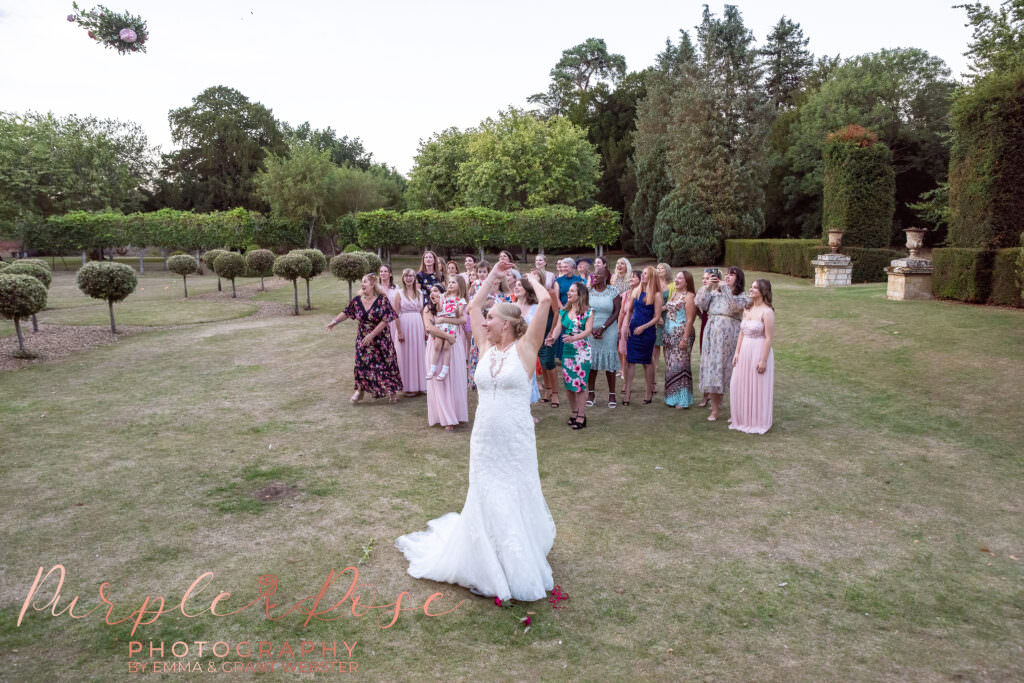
[811,253,852,288]
[886,258,933,300]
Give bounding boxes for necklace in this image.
[488,341,516,391]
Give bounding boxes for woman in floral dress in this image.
[663,270,697,408]
[547,282,593,429]
[694,266,748,421]
[327,273,404,403]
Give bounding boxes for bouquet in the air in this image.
[67,2,148,55]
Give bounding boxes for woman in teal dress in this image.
[585,267,621,407]
[664,270,697,408]
[547,282,593,429]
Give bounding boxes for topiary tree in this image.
[330,253,369,300]
[167,254,199,298]
[245,248,276,291]
[343,243,361,253]
[76,261,137,334]
[0,274,48,356]
[353,250,382,274]
[213,252,246,298]
[16,258,52,272]
[2,262,52,332]
[201,249,230,291]
[652,189,724,266]
[822,125,896,248]
[273,253,312,315]
[289,248,328,310]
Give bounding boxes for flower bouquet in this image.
[67,2,148,55]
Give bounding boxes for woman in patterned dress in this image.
[416,250,443,305]
[547,282,593,429]
[585,266,621,408]
[663,270,697,408]
[695,266,749,421]
[327,273,404,403]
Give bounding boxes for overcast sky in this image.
[0,1,987,174]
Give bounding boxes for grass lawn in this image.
[0,265,1021,681]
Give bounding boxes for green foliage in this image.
[527,37,627,118]
[842,247,905,283]
[822,127,896,248]
[76,261,137,302]
[36,210,128,254]
[272,253,312,282]
[725,239,822,277]
[990,248,1023,306]
[651,190,722,266]
[958,0,1024,79]
[68,2,148,54]
[15,258,51,271]
[405,128,470,210]
[3,262,52,289]
[244,249,275,276]
[289,249,327,278]
[251,216,306,251]
[166,254,198,276]
[342,243,360,253]
[331,214,359,250]
[0,273,47,319]
[931,248,994,302]
[330,253,369,282]
[201,249,230,271]
[352,251,382,274]
[760,16,814,110]
[213,252,246,297]
[281,121,373,169]
[947,64,1024,248]
[785,48,955,238]
[158,86,287,212]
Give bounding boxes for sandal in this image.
[551,399,560,409]
[567,411,580,426]
[571,415,587,430]
[350,390,363,403]
[586,390,595,407]
[607,393,617,408]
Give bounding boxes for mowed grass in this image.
[0,266,1022,681]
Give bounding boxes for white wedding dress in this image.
[396,342,556,601]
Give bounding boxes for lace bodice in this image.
[741,317,765,338]
[473,343,532,405]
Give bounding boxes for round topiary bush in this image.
[273,253,312,315]
[353,251,382,274]
[0,273,48,355]
[213,252,246,298]
[343,243,361,253]
[15,258,51,272]
[2,262,53,332]
[245,248,276,291]
[167,254,199,298]
[76,261,137,333]
[201,249,230,291]
[289,248,328,310]
[330,253,369,300]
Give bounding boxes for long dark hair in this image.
[727,266,745,296]
[425,284,445,316]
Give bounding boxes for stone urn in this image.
[827,230,844,254]
[904,227,926,258]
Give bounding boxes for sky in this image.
[0,1,987,175]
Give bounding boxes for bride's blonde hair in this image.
[489,302,528,338]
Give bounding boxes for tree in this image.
[272,253,312,315]
[0,274,47,355]
[213,252,246,298]
[784,48,956,240]
[3,262,51,331]
[405,128,470,210]
[245,248,275,291]
[201,249,229,291]
[289,248,327,310]
[76,262,137,333]
[167,254,199,297]
[330,253,368,300]
[281,121,374,169]
[528,38,627,119]
[958,0,1024,79]
[458,108,600,210]
[760,17,814,110]
[159,86,287,212]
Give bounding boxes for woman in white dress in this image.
[396,262,556,602]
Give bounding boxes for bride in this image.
[396,261,556,601]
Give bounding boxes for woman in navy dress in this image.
[622,266,663,406]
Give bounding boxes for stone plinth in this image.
[811,253,852,288]
[886,258,933,300]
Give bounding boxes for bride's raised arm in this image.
[469,261,512,351]
[520,271,551,356]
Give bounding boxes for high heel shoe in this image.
[571,415,587,429]
[567,411,579,426]
[586,390,595,407]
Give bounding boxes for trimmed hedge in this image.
[724,240,902,283]
[822,126,896,248]
[931,248,994,303]
[990,248,1023,307]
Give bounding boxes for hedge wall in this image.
[822,126,896,248]
[990,248,1023,307]
[931,248,994,303]
[724,240,902,283]
[948,65,1024,249]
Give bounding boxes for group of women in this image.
[327,251,776,434]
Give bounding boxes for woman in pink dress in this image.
[729,279,775,434]
[393,268,427,396]
[423,284,469,431]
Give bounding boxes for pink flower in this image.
[119,28,137,43]
[67,14,76,22]
[522,616,532,626]
[494,597,502,607]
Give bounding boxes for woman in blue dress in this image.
[622,266,663,406]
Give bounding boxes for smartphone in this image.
[705,268,721,279]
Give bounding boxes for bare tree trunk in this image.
[292,281,300,315]
[183,275,188,298]
[108,300,117,334]
[231,278,237,298]
[81,251,87,266]
[31,313,38,332]
[162,248,168,270]
[260,275,265,291]
[14,317,26,353]
[347,280,353,300]
[138,252,145,274]
[305,279,312,310]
